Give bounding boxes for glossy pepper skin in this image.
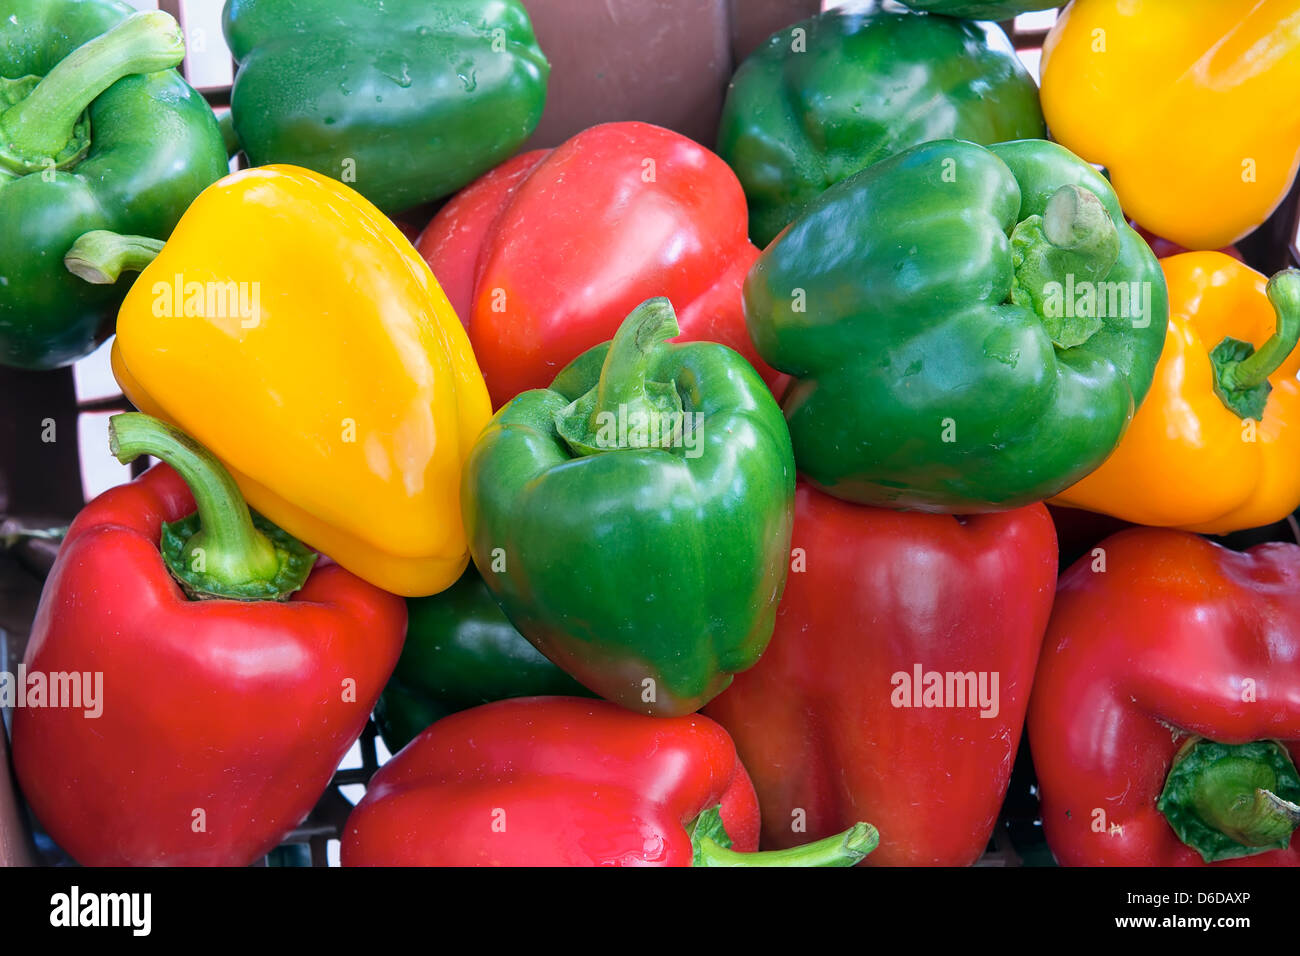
[12,418,406,866]
[347,698,757,866]
[462,299,795,717]
[1053,255,1300,534]
[223,0,547,214]
[344,697,877,867]
[745,138,1168,512]
[1028,529,1300,866]
[718,7,1044,246]
[1041,0,1300,250]
[417,122,780,408]
[375,564,592,754]
[706,485,1057,866]
[106,164,492,597]
[0,3,226,369]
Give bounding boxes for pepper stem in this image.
[0,11,185,175]
[554,297,687,457]
[689,805,878,867]
[108,413,315,601]
[1210,269,1300,423]
[1157,738,1300,863]
[65,230,163,284]
[1009,184,1121,349]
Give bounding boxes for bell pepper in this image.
[745,138,1169,512]
[10,414,406,866]
[343,696,877,867]
[222,0,548,214]
[705,484,1057,866]
[718,6,1045,246]
[72,164,491,597]
[375,564,593,754]
[0,4,227,369]
[1028,528,1300,866]
[416,121,780,408]
[1041,0,1300,250]
[462,298,795,717]
[900,1,1059,16]
[1131,223,1243,264]
[1052,256,1300,534]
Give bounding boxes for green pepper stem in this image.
[1040,184,1117,261]
[108,413,301,599]
[1157,738,1300,862]
[696,823,879,868]
[65,230,163,284]
[0,11,185,167]
[1256,788,1300,829]
[1224,269,1300,390]
[554,297,687,457]
[589,297,677,422]
[1009,184,1121,349]
[1191,764,1300,848]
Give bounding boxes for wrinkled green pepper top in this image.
[0,0,227,369]
[744,139,1169,513]
[718,6,1044,246]
[462,298,795,718]
[224,0,548,213]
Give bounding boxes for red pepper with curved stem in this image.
[1028,528,1300,866]
[416,121,782,407]
[342,697,877,867]
[704,484,1058,865]
[11,414,406,866]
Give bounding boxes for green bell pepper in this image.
[744,138,1168,512]
[718,6,1044,247]
[223,0,548,214]
[462,298,795,718]
[375,564,593,754]
[900,2,1060,18]
[0,3,227,369]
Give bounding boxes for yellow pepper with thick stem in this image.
[97,164,491,596]
[1052,253,1300,534]
[1040,0,1300,250]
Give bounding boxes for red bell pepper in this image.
[11,414,405,866]
[416,121,780,407]
[1028,528,1300,866]
[705,483,1058,865]
[341,696,877,866]
[1130,221,1244,263]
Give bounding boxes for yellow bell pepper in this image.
[1052,253,1300,534]
[81,164,491,596]
[1040,0,1300,250]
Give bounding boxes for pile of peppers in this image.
[3,0,1300,871]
